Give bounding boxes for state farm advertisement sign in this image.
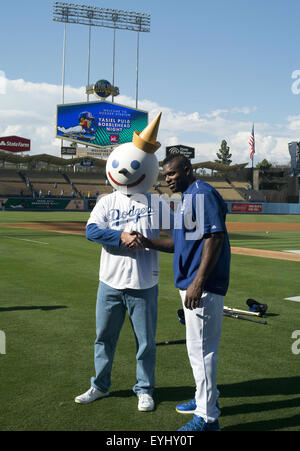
[231,203,263,213]
[0,135,31,153]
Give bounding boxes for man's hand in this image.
[127,231,151,250]
[120,231,144,249]
[184,281,203,310]
[121,231,175,253]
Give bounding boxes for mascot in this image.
[75,113,173,414]
[105,113,161,195]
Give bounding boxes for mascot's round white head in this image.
[106,113,162,195]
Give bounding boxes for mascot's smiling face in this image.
[106,142,159,195]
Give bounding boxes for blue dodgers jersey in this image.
[173,180,231,295]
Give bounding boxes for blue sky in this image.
[1,0,300,165]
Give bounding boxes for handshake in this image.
[120,231,150,250]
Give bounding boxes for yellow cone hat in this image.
[132,112,162,154]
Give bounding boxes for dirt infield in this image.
[2,221,300,261]
[4,221,300,235]
[231,247,300,261]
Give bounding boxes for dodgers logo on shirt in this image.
[104,205,154,227]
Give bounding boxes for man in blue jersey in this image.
[139,154,231,431]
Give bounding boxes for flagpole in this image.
[249,123,255,189]
[251,152,254,189]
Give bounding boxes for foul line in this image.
[3,236,49,245]
[285,296,300,302]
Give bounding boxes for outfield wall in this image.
[227,201,300,214]
[0,196,96,211]
[1,197,300,214]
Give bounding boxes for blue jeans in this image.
[91,281,158,396]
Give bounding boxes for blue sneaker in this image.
[176,398,197,414]
[177,414,220,431]
[176,399,220,414]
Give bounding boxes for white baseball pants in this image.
[179,290,224,422]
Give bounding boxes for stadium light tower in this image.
[52,2,151,107]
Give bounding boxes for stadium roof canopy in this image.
[0,151,107,167]
[191,161,248,171]
[159,159,248,172]
[0,151,248,172]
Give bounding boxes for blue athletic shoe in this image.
[176,399,220,414]
[177,414,220,431]
[176,398,197,414]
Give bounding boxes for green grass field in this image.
[0,211,299,431]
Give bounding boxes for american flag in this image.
[249,124,255,160]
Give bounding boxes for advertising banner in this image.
[0,136,30,153]
[166,145,195,159]
[231,203,263,213]
[56,101,148,148]
[3,198,85,211]
[61,146,77,155]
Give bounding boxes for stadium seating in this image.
[216,188,245,201]
[0,181,32,196]
[231,181,250,189]
[201,178,245,201]
[208,180,231,188]
[0,169,113,198]
[0,170,32,196]
[0,165,293,203]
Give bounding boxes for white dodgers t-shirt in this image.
[87,191,172,290]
